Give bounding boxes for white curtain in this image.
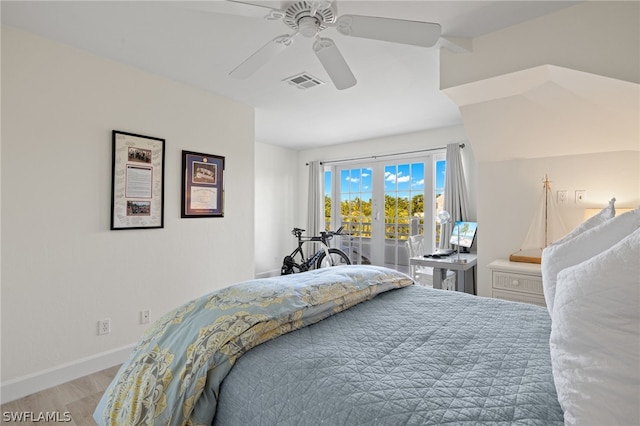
[307,160,324,238]
[439,143,470,250]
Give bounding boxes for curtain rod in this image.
[306,143,465,166]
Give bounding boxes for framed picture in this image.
[110,130,165,230]
[181,150,225,218]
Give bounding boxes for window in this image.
[383,162,425,241]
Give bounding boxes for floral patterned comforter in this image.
[93,265,413,426]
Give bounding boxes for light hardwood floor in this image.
[1,365,120,426]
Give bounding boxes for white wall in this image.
[1,27,255,401]
[476,152,639,297]
[254,142,299,278]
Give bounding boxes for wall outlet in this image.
[140,309,150,324]
[575,190,587,204]
[98,318,111,335]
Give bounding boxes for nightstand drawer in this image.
[492,290,546,307]
[492,271,543,295]
[488,259,545,307]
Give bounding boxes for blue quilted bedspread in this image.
[94,265,413,426]
[214,285,564,425]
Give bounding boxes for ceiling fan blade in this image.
[336,15,441,48]
[229,34,293,79]
[313,38,356,90]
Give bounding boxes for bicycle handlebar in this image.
[290,226,346,243]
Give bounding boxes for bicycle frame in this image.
[289,239,332,271]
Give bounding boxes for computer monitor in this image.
[450,221,477,252]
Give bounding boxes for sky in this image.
[325,160,446,199]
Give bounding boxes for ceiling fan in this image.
[228,0,441,90]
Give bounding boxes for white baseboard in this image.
[0,344,135,404]
[254,269,281,279]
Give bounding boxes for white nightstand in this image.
[487,259,545,307]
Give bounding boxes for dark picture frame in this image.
[181,150,225,218]
[110,130,165,230]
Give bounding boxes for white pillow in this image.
[553,197,616,246]
[541,208,639,315]
[549,227,640,426]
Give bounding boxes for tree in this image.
[324,195,332,230]
[411,194,424,215]
[335,194,426,239]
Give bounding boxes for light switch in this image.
[557,190,568,204]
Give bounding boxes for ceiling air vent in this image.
[283,72,325,90]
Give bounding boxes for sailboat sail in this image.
[510,175,567,264]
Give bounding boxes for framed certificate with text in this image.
[110,130,165,230]
[181,150,225,218]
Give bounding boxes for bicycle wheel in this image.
[316,248,351,269]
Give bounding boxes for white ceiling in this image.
[1,1,578,149]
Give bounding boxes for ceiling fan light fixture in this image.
[298,16,320,38]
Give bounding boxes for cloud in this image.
[345,177,359,183]
[386,172,410,183]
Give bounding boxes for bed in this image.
[94,207,639,426]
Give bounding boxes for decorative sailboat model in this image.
[509,175,567,264]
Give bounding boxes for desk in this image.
[409,253,477,293]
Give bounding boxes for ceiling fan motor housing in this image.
[282,1,337,34]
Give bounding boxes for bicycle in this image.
[281,226,351,275]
